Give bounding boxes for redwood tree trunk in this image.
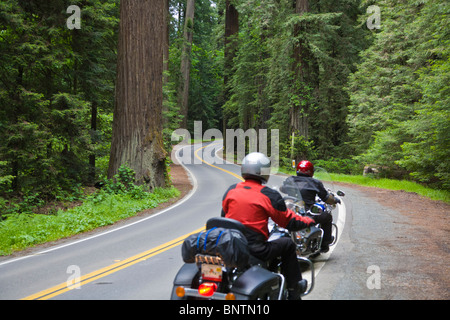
[290,0,309,141]
[108,0,166,188]
[179,0,195,128]
[223,0,239,150]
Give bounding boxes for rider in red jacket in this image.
[222,179,314,240]
[221,152,315,300]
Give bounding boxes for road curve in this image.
[0,141,345,300]
[0,142,241,299]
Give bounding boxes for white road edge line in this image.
[308,200,346,276]
[1,140,346,278]
[0,144,199,267]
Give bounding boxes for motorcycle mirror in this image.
[337,190,345,197]
[310,204,323,214]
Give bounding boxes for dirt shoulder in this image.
[334,181,450,299]
[169,165,450,299]
[0,163,194,261]
[170,166,450,299]
[3,163,448,299]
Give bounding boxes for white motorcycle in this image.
[271,168,345,259]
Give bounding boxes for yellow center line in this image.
[194,142,244,182]
[22,143,242,300]
[22,226,205,300]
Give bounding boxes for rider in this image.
[282,160,340,253]
[221,152,316,300]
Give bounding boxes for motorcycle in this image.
[275,167,345,259]
[170,168,344,300]
[170,216,315,300]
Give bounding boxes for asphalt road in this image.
[0,141,425,300]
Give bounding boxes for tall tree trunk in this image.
[224,0,239,92]
[89,101,97,182]
[178,0,195,129]
[163,0,169,86]
[10,64,23,193]
[223,0,239,150]
[162,0,169,126]
[290,0,309,143]
[108,0,167,188]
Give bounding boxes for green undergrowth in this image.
[326,173,449,203]
[278,167,449,203]
[0,166,180,256]
[0,187,179,256]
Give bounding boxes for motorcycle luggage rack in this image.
[195,254,224,266]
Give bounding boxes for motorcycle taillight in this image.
[198,282,218,297]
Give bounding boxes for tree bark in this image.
[178,0,195,129]
[162,0,169,126]
[224,0,239,105]
[290,0,309,141]
[108,0,167,188]
[89,101,97,182]
[223,0,239,149]
[163,0,169,85]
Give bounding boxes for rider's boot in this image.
[288,279,308,300]
[320,236,335,253]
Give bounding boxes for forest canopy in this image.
[0,0,448,216]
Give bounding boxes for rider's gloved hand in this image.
[306,216,316,226]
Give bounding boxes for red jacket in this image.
[221,179,315,240]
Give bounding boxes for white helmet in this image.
[241,152,271,183]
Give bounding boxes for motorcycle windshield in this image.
[278,167,335,212]
[278,177,306,214]
[279,178,303,200]
[312,167,335,193]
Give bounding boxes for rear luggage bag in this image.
[182,227,249,269]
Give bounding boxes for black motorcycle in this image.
[170,217,315,300]
[275,168,345,259]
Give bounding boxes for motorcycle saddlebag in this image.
[182,227,249,269]
[230,266,281,300]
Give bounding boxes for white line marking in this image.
[0,145,198,267]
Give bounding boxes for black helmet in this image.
[241,152,271,183]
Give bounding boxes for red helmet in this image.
[296,160,314,177]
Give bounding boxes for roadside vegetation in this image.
[326,174,449,203]
[0,166,179,256]
[279,166,450,204]
[0,1,448,254]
